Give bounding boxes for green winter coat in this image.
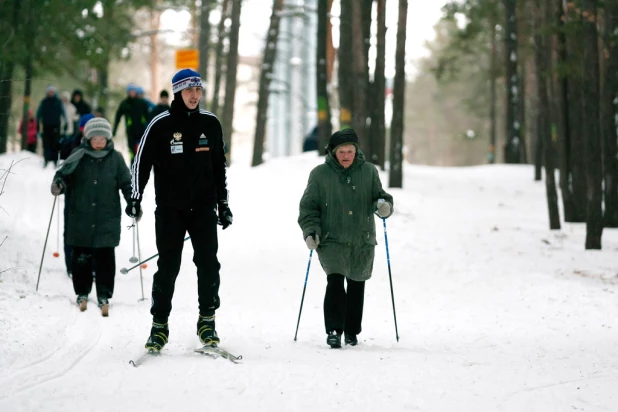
[298,149,394,281]
[54,143,132,248]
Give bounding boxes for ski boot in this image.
[344,333,358,346]
[76,295,88,312]
[98,298,109,317]
[145,322,169,353]
[197,315,220,346]
[326,331,342,349]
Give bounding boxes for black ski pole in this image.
[36,197,57,291]
[382,218,399,341]
[294,249,313,341]
[120,235,191,274]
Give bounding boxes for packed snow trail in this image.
[0,152,617,412]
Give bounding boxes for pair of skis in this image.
[129,345,242,367]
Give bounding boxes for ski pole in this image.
[52,195,60,258]
[129,223,138,263]
[36,197,57,291]
[382,218,399,341]
[294,249,313,341]
[135,218,146,301]
[120,235,191,274]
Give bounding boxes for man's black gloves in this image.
[217,201,233,230]
[125,200,143,221]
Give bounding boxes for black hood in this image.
[171,93,199,115]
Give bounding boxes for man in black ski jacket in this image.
[127,69,233,353]
[112,84,150,162]
[36,85,67,167]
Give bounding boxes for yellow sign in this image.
[176,49,199,70]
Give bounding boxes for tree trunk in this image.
[20,54,33,151]
[566,7,587,222]
[602,1,618,227]
[316,0,332,155]
[503,0,522,163]
[0,61,14,154]
[149,8,161,102]
[555,0,575,222]
[389,0,407,188]
[190,0,199,48]
[371,0,386,169]
[350,0,367,148]
[211,0,229,116]
[582,0,603,249]
[338,0,353,130]
[489,19,497,164]
[251,0,283,167]
[98,60,110,115]
[518,0,529,164]
[533,0,561,229]
[534,111,543,180]
[359,0,372,160]
[0,0,19,154]
[199,0,215,102]
[221,0,241,164]
[325,0,335,84]
[97,1,114,115]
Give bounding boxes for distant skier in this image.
[50,118,132,316]
[112,84,150,162]
[148,89,171,122]
[136,86,156,112]
[70,89,92,119]
[59,91,79,160]
[36,85,67,167]
[18,109,38,153]
[298,128,394,348]
[127,69,232,352]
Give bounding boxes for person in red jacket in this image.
[18,110,38,153]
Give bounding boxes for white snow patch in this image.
[0,152,617,411]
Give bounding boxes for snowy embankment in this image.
[0,151,616,412]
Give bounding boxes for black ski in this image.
[195,345,242,363]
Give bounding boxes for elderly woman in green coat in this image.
[298,128,394,348]
[50,118,132,316]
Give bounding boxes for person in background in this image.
[112,84,150,162]
[71,89,92,119]
[50,118,131,316]
[302,126,319,152]
[60,92,79,160]
[298,128,394,349]
[149,89,171,122]
[136,86,155,112]
[70,89,92,137]
[18,109,38,153]
[36,85,67,168]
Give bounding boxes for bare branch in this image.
[0,158,27,197]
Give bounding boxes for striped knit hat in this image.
[172,69,202,94]
[84,118,113,141]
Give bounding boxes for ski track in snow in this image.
[1,152,617,411]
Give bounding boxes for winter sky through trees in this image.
[160,0,446,78]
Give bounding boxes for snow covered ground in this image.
[0,151,616,412]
